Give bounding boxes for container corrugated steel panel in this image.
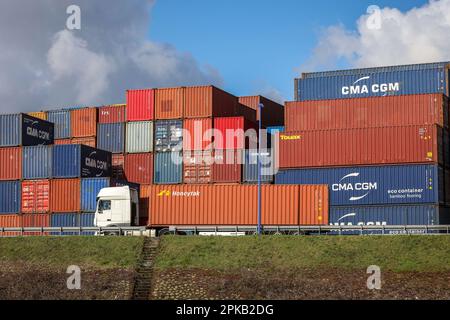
[275,164,444,206]
[214,116,258,150]
[279,125,444,169]
[51,179,81,212]
[235,103,257,123]
[300,185,329,225]
[243,150,275,184]
[183,151,213,184]
[71,137,96,148]
[154,120,183,152]
[212,149,243,183]
[146,185,328,226]
[124,153,153,184]
[183,118,213,151]
[185,86,237,118]
[126,121,153,153]
[296,62,449,101]
[80,213,95,235]
[0,113,54,147]
[0,147,22,181]
[22,146,52,179]
[71,108,97,138]
[0,215,21,228]
[97,123,125,153]
[54,139,72,145]
[47,110,71,139]
[112,154,125,180]
[27,112,47,120]
[0,114,20,146]
[0,181,21,214]
[126,89,154,121]
[21,180,50,214]
[50,213,78,236]
[81,178,110,212]
[154,152,183,184]
[238,96,285,127]
[155,87,184,119]
[286,94,448,132]
[22,214,50,227]
[98,105,126,123]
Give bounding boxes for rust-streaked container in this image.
[185,86,237,118]
[139,185,152,224]
[27,111,47,121]
[0,147,22,181]
[279,125,444,169]
[155,87,184,119]
[239,96,285,127]
[71,108,97,138]
[50,179,81,213]
[212,149,243,183]
[112,154,125,180]
[98,105,126,123]
[214,116,258,150]
[285,94,449,132]
[183,118,213,151]
[183,151,213,184]
[71,137,96,148]
[54,139,72,145]
[21,180,50,214]
[146,184,328,226]
[22,214,50,235]
[124,153,154,185]
[0,215,22,236]
[126,89,154,121]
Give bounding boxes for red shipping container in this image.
[155,87,184,119]
[126,89,154,121]
[98,104,126,123]
[183,151,213,184]
[71,136,96,148]
[112,154,125,180]
[0,147,22,181]
[183,118,213,151]
[235,103,257,123]
[239,96,285,127]
[54,139,72,145]
[22,214,50,236]
[0,215,22,236]
[279,125,444,169]
[51,179,81,213]
[214,116,258,150]
[285,94,448,132]
[185,86,237,118]
[71,108,98,138]
[22,180,50,214]
[212,149,243,183]
[125,153,154,184]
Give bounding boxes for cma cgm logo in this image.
[330,213,387,226]
[157,190,200,197]
[342,76,400,96]
[280,134,301,141]
[332,173,378,201]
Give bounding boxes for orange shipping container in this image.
[183,118,213,151]
[239,96,285,127]
[71,108,97,137]
[112,154,125,180]
[51,179,81,213]
[54,139,72,145]
[185,86,238,118]
[0,215,22,236]
[27,112,47,120]
[0,147,22,181]
[71,136,96,148]
[155,87,184,119]
[22,180,51,214]
[146,184,328,226]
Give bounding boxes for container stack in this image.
[276,62,450,230]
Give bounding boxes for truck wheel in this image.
[159,228,173,237]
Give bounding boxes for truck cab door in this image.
[97,200,112,225]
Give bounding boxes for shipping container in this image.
[50,213,78,236]
[47,110,71,139]
[154,152,183,184]
[212,149,243,184]
[279,125,444,169]
[126,89,154,121]
[154,120,183,152]
[22,214,50,235]
[214,116,258,150]
[81,178,110,212]
[183,151,213,184]
[139,185,152,225]
[285,94,449,132]
[155,87,184,119]
[97,123,125,153]
[146,184,328,227]
[126,121,153,153]
[98,105,126,123]
[22,146,52,179]
[275,164,444,206]
[296,61,450,101]
[112,154,125,180]
[0,147,22,181]
[266,126,285,135]
[50,179,81,212]
[0,113,54,147]
[185,86,238,118]
[124,153,154,185]
[54,139,72,145]
[27,112,47,121]
[21,180,50,214]
[0,215,22,236]
[238,96,285,127]
[71,137,96,148]
[0,181,21,214]
[71,108,97,138]
[80,213,95,235]
[243,150,275,184]
[183,118,213,151]
[235,103,257,123]
[52,145,112,178]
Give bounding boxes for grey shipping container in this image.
[0,181,21,214]
[0,113,54,147]
[97,123,125,153]
[47,110,71,139]
[154,152,183,184]
[154,120,183,152]
[22,146,52,179]
[243,149,275,184]
[126,121,153,153]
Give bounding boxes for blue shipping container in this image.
[296,62,449,101]
[154,120,183,152]
[22,146,52,179]
[80,213,95,235]
[154,152,183,184]
[0,181,21,214]
[81,178,111,212]
[51,213,78,236]
[47,110,71,139]
[243,150,275,183]
[275,164,444,206]
[266,126,285,135]
[0,113,54,147]
[97,123,125,153]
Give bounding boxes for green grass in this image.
[0,237,144,269]
[155,236,450,273]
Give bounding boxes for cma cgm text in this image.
[332,182,378,191]
[342,83,400,95]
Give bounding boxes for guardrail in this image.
[0,226,148,237]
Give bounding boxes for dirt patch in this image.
[151,268,450,300]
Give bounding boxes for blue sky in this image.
[149,0,428,101]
